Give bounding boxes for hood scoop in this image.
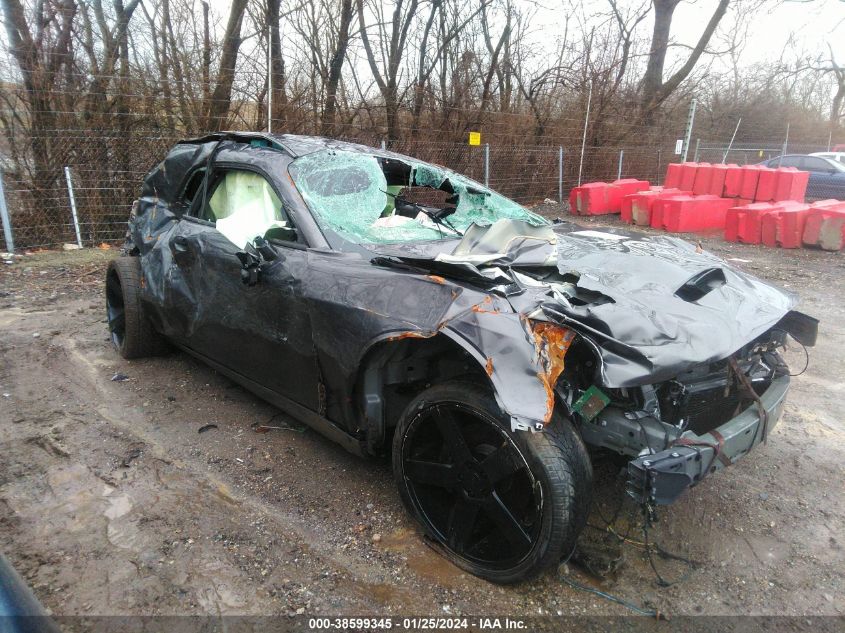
[675,267,727,302]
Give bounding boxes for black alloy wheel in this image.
[393,382,592,583]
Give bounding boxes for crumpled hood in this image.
[375,220,798,387]
[532,225,797,385]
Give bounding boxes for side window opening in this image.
[182,169,206,207]
[203,169,297,248]
[804,157,832,172]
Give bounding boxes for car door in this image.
[167,165,321,412]
[801,156,844,199]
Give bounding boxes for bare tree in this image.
[356,0,420,142]
[639,0,730,117]
[204,0,249,130]
[1,0,76,185]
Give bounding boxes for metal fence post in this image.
[484,143,490,187]
[656,149,662,185]
[558,146,564,203]
[693,138,701,162]
[0,171,14,253]
[617,149,624,180]
[578,81,593,187]
[380,139,386,151]
[64,166,83,248]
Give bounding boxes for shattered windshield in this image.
[288,148,548,244]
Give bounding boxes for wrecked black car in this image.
[106,132,818,583]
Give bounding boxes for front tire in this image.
[105,257,169,359]
[392,382,592,584]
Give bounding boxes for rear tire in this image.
[105,257,169,359]
[392,382,592,584]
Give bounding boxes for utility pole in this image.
[681,98,697,163]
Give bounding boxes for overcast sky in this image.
[671,0,844,64]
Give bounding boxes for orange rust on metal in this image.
[531,322,576,423]
[386,330,436,342]
[471,297,500,314]
[426,275,447,284]
[485,357,494,377]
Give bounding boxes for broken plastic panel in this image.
[288,149,547,244]
[572,385,610,422]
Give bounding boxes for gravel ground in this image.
[1,214,843,625]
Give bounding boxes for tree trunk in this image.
[205,0,249,130]
[268,0,288,130]
[640,0,729,118]
[320,0,353,136]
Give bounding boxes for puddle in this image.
[380,527,466,587]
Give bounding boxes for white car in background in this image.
[811,151,845,165]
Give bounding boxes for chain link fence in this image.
[693,140,842,200]
[1,129,180,250]
[3,130,836,252]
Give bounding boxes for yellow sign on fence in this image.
[468,131,481,146]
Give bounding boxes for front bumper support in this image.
[626,375,790,505]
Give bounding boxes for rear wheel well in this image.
[355,335,493,454]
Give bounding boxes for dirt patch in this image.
[1,224,843,618]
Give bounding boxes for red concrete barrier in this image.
[650,193,694,229]
[760,202,810,248]
[772,168,809,202]
[692,164,714,196]
[624,188,683,225]
[811,199,842,209]
[724,202,780,244]
[612,178,650,197]
[723,165,745,198]
[664,196,733,233]
[569,182,623,215]
[621,194,636,222]
[819,215,845,250]
[803,205,845,250]
[664,164,684,189]
[739,165,763,200]
[708,164,733,197]
[754,167,778,202]
[571,180,648,216]
[679,163,699,191]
